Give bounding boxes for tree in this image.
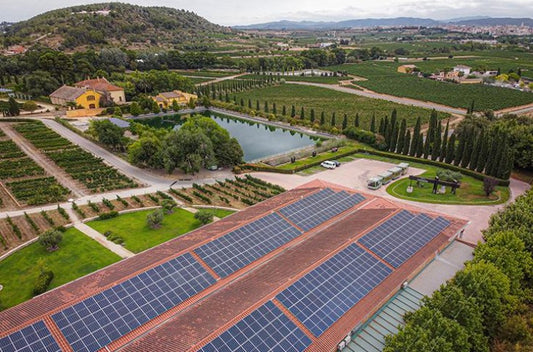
[469,129,483,171]
[129,101,142,116]
[310,109,315,123]
[389,120,399,153]
[171,99,180,111]
[161,199,177,214]
[476,133,490,173]
[39,229,63,251]
[282,105,287,115]
[194,209,214,224]
[113,107,122,117]
[264,101,268,112]
[24,70,60,97]
[432,120,441,161]
[342,114,348,130]
[22,101,38,113]
[163,127,214,174]
[460,127,474,168]
[445,133,456,164]
[147,209,164,229]
[331,112,336,127]
[187,97,196,109]
[416,133,424,157]
[402,130,411,155]
[300,107,305,119]
[440,120,449,161]
[89,119,124,150]
[320,111,325,125]
[7,97,19,116]
[128,135,163,168]
[453,131,467,166]
[355,113,360,128]
[272,102,277,114]
[409,117,421,156]
[291,105,296,117]
[370,114,376,133]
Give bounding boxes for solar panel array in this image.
[359,210,451,268]
[199,301,312,352]
[277,243,392,337]
[195,213,302,278]
[51,253,216,352]
[279,188,365,231]
[0,321,61,352]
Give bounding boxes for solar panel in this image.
[199,301,311,352]
[52,253,216,352]
[280,188,365,231]
[359,211,451,268]
[0,321,61,352]
[277,243,392,337]
[195,212,302,278]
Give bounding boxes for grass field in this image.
[328,60,533,110]
[195,208,236,218]
[233,84,449,129]
[87,208,202,253]
[0,228,121,310]
[240,74,346,84]
[276,143,360,170]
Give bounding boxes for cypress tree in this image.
[256,100,260,110]
[355,113,360,128]
[396,119,407,154]
[248,99,252,109]
[331,112,336,127]
[291,105,296,117]
[485,133,498,176]
[310,109,315,123]
[445,133,456,164]
[378,117,385,135]
[440,119,449,161]
[282,105,286,115]
[454,131,466,166]
[416,133,424,157]
[384,116,391,146]
[423,132,430,159]
[476,133,490,173]
[410,117,421,157]
[273,102,277,114]
[461,127,475,168]
[370,114,376,133]
[320,112,325,125]
[389,120,399,153]
[432,121,441,161]
[390,109,397,130]
[490,133,507,177]
[240,98,244,106]
[264,101,269,112]
[342,114,348,130]
[469,129,483,171]
[499,146,514,180]
[300,107,305,119]
[402,130,411,155]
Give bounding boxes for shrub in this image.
[131,195,144,206]
[6,216,22,239]
[116,195,129,207]
[156,191,173,200]
[344,126,377,145]
[102,198,115,210]
[148,194,160,204]
[32,271,54,296]
[24,212,39,232]
[483,177,498,196]
[97,211,119,220]
[57,206,70,220]
[88,201,100,213]
[436,169,463,182]
[41,211,55,226]
[161,199,177,214]
[169,188,192,202]
[39,229,63,251]
[194,209,214,225]
[147,209,164,229]
[72,202,86,218]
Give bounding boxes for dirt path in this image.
[195,72,249,87]
[0,124,87,197]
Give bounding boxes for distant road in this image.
[286,81,467,115]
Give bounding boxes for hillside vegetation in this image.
[2,3,232,50]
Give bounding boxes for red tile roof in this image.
[74,77,124,92]
[0,180,467,352]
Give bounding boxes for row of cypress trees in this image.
[377,109,513,179]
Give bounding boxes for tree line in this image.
[384,187,533,352]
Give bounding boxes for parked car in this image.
[321,160,337,169]
[332,160,341,167]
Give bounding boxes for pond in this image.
[136,112,320,162]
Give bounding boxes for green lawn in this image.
[327,59,533,111]
[276,144,360,171]
[0,228,121,310]
[195,207,236,218]
[233,84,449,130]
[87,208,203,253]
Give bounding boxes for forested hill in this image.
[2,3,232,50]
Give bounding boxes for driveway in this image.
[253,158,530,244]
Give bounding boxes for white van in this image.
[321,160,337,169]
[367,177,383,190]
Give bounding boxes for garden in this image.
[0,227,121,310]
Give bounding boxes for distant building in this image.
[397,64,417,74]
[4,45,26,56]
[152,90,198,109]
[74,77,126,105]
[453,65,471,76]
[49,85,102,109]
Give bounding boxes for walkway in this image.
[286,81,467,115]
[74,222,134,258]
[195,72,249,87]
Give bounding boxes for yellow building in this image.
[152,90,197,109]
[49,85,102,109]
[74,77,126,105]
[397,64,417,74]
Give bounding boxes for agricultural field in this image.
[328,59,533,111]
[240,73,346,84]
[14,121,137,193]
[169,175,285,209]
[233,84,449,129]
[172,69,237,77]
[72,193,165,219]
[0,227,121,309]
[0,207,71,254]
[0,127,69,207]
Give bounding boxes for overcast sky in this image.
[2,0,533,25]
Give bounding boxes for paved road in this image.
[286,81,467,115]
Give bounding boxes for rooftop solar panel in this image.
[0,321,61,352]
[199,301,312,352]
[277,243,392,337]
[195,212,302,278]
[359,211,451,268]
[51,253,216,352]
[279,188,365,231]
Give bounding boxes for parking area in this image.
[253,157,529,244]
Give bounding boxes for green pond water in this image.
[137,113,319,162]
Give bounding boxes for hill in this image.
[2,3,232,50]
[235,16,533,30]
